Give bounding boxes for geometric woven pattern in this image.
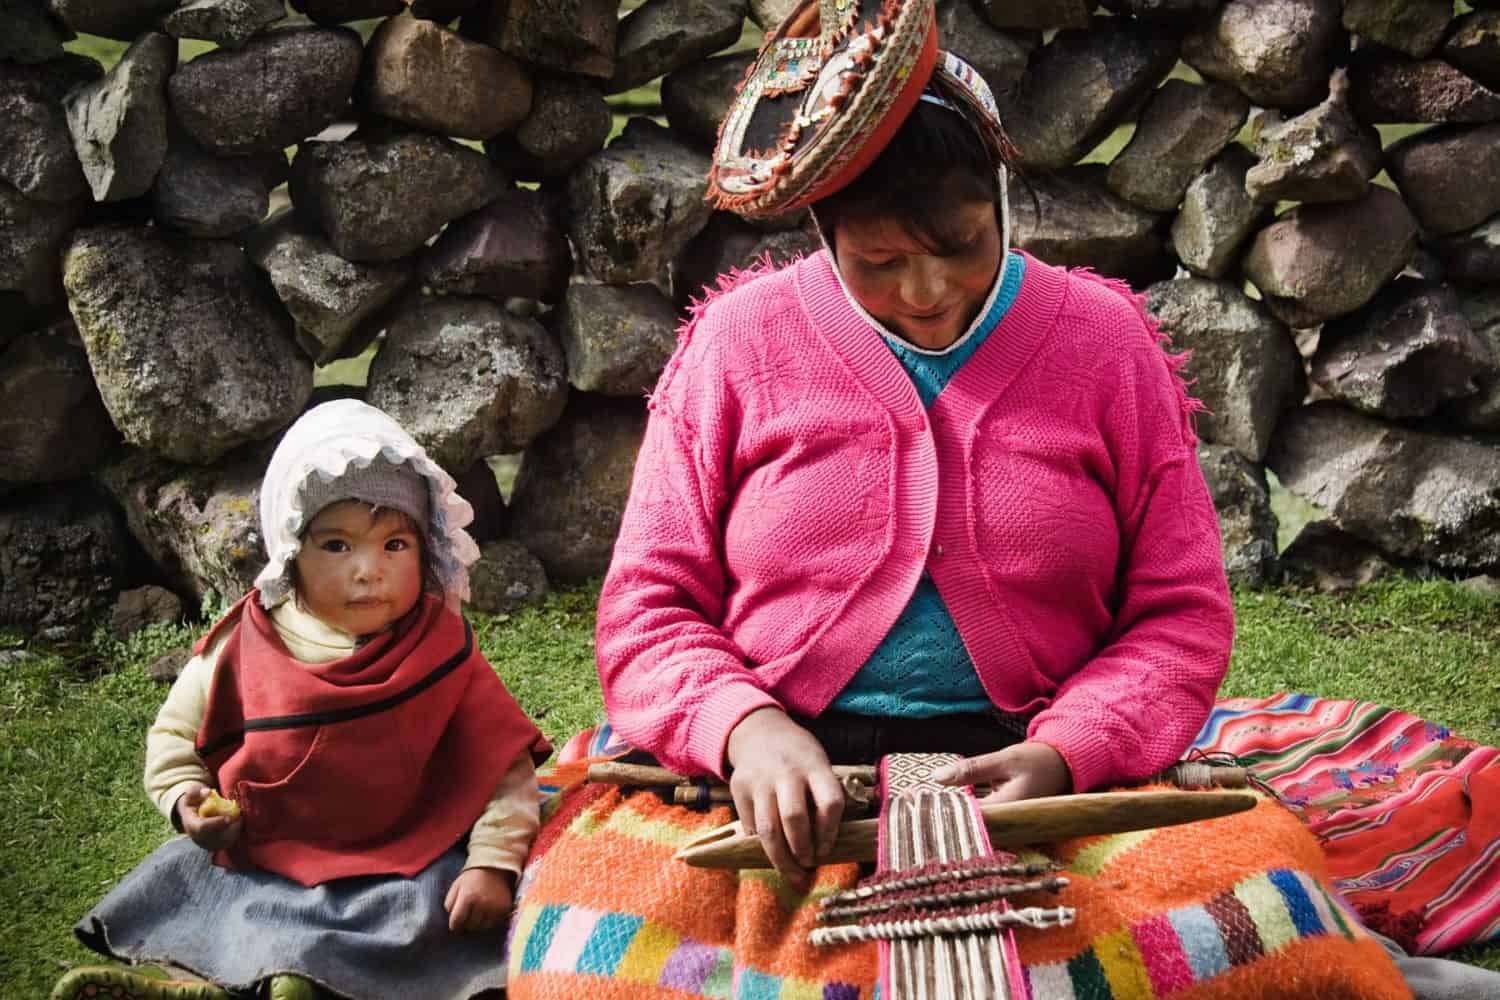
[510,724,1413,1000]
[1023,869,1357,999]
[1193,693,1500,954]
[511,902,865,999]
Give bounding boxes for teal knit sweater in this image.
[832,252,1026,717]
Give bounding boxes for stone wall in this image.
[3,0,1499,635]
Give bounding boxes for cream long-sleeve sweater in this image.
[144,600,539,876]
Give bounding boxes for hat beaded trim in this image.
[709,0,938,219]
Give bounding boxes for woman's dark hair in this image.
[814,98,1016,254]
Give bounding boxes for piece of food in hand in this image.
[197,789,241,819]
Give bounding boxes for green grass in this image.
[3,577,1499,993]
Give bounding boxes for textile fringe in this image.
[651,254,798,411]
[1068,269,1210,441]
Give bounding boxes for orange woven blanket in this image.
[507,757,1411,1000]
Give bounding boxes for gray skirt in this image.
[76,837,507,1000]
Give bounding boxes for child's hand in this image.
[444,867,515,932]
[931,741,1073,803]
[175,783,243,852]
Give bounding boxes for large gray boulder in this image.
[672,211,819,306]
[1350,54,1500,124]
[1242,187,1418,327]
[0,55,102,203]
[1444,11,1500,92]
[662,52,755,149]
[0,321,117,485]
[1385,124,1500,237]
[1197,443,1280,588]
[980,0,1089,29]
[365,15,532,141]
[508,393,647,582]
[1006,21,1179,169]
[1443,287,1500,432]
[555,282,679,396]
[465,0,616,80]
[1267,402,1500,572]
[47,0,176,40]
[1244,68,1382,204]
[0,485,130,639]
[150,131,283,238]
[163,0,284,48]
[1010,164,1176,287]
[566,118,714,285]
[1144,278,1303,463]
[62,224,312,464]
[290,130,507,263]
[1182,0,1344,108]
[245,210,410,364]
[484,75,613,181]
[1106,80,1249,213]
[420,188,572,304]
[1340,0,1452,60]
[1432,215,1500,286]
[2,0,72,65]
[467,539,548,615]
[168,27,363,155]
[609,0,748,94]
[366,295,568,470]
[1171,145,1268,279]
[63,32,174,202]
[97,443,268,603]
[0,181,84,306]
[1311,280,1493,420]
[936,0,1036,106]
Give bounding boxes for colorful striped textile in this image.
[509,726,1410,1000]
[1191,693,1500,956]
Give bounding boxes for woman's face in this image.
[832,198,1003,351]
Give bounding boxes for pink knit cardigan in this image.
[596,250,1233,791]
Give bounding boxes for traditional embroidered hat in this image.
[708,0,941,219]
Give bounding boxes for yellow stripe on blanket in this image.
[615,921,681,982]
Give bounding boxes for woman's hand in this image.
[725,708,845,877]
[445,867,515,932]
[932,741,1073,803]
[174,783,243,851]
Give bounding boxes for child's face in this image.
[294,501,424,637]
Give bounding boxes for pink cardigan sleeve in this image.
[594,310,781,779]
[1027,282,1234,792]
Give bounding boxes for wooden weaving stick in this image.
[587,761,1248,799]
[673,789,1258,869]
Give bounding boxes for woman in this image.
[506,2,1413,997]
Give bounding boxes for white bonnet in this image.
[254,399,480,609]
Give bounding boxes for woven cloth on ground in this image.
[1192,693,1500,956]
[509,726,1411,1000]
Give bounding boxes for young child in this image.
[55,400,550,1000]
